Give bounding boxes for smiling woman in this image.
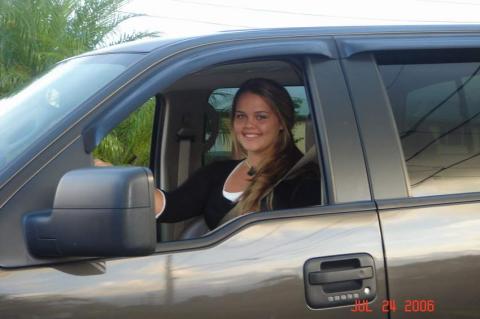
[155,78,320,231]
[233,92,283,161]
[229,78,304,214]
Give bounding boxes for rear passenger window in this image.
[377,51,480,196]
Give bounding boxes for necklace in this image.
[245,159,257,177]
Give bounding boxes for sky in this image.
[118,0,480,37]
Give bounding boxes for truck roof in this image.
[87,24,480,55]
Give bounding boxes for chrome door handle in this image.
[304,253,376,309]
[309,266,373,284]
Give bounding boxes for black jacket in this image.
[157,160,321,230]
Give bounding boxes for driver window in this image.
[156,59,322,242]
[93,59,323,242]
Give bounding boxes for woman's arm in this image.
[155,163,220,223]
[94,158,233,223]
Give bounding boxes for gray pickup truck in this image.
[1,25,479,318]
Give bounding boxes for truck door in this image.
[0,35,388,318]
[340,34,480,319]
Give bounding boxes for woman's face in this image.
[233,92,283,157]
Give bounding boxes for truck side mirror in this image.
[24,167,157,257]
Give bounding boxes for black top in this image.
[157,160,321,230]
[158,160,239,229]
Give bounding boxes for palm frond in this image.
[0,0,157,97]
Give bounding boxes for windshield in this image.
[0,53,143,174]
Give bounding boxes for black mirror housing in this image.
[24,167,157,257]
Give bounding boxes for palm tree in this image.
[0,0,158,97]
[0,0,160,166]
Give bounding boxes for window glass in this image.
[377,53,480,196]
[0,53,142,174]
[205,86,311,164]
[93,98,155,166]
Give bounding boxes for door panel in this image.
[340,39,480,318]
[380,201,480,318]
[0,35,382,318]
[0,210,386,318]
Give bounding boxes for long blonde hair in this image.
[231,78,302,213]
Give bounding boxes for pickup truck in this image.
[0,25,479,318]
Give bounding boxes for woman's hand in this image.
[94,158,112,166]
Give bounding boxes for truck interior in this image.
[152,57,322,241]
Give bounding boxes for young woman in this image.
[155,78,320,230]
